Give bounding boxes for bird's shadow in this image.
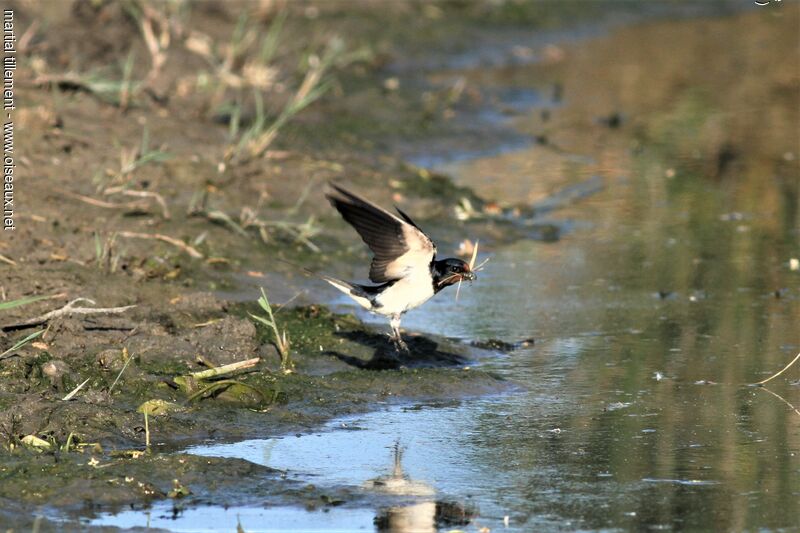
[325,330,468,370]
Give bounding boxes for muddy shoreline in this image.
[0,2,546,528]
[2,1,795,530]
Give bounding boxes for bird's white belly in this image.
[373,274,435,316]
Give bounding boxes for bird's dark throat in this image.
[431,258,469,293]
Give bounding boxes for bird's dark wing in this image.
[326,184,436,283]
[394,206,423,231]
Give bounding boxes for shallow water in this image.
[93,6,799,532]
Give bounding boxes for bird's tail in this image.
[316,272,357,296]
[315,272,374,310]
[281,259,373,310]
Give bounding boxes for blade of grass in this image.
[456,239,479,302]
[0,330,44,360]
[119,49,136,110]
[249,287,292,372]
[757,386,800,417]
[108,348,133,395]
[144,411,150,449]
[94,232,103,263]
[63,432,75,453]
[751,351,800,386]
[185,379,264,403]
[0,294,64,311]
[258,10,287,64]
[62,377,91,401]
[469,239,479,270]
[473,256,491,272]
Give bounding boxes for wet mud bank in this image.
[1,294,510,527]
[0,0,566,516]
[0,1,534,526]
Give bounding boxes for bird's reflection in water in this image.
[366,442,474,533]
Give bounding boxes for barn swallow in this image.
[321,184,476,352]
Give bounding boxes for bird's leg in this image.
[389,314,408,353]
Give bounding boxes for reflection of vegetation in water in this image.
[453,7,799,531]
[592,81,798,529]
[571,16,798,530]
[645,88,720,177]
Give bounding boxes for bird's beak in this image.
[463,271,476,281]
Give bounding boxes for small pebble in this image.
[383,77,399,91]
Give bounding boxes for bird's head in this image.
[433,258,476,290]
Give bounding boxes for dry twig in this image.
[18,20,39,54]
[3,298,137,330]
[59,188,148,210]
[104,188,171,219]
[189,357,261,380]
[139,4,171,90]
[117,231,203,258]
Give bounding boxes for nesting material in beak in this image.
[468,239,479,271]
[456,240,479,302]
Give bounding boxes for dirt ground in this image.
[0,1,534,528]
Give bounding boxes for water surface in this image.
[93,6,799,532]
